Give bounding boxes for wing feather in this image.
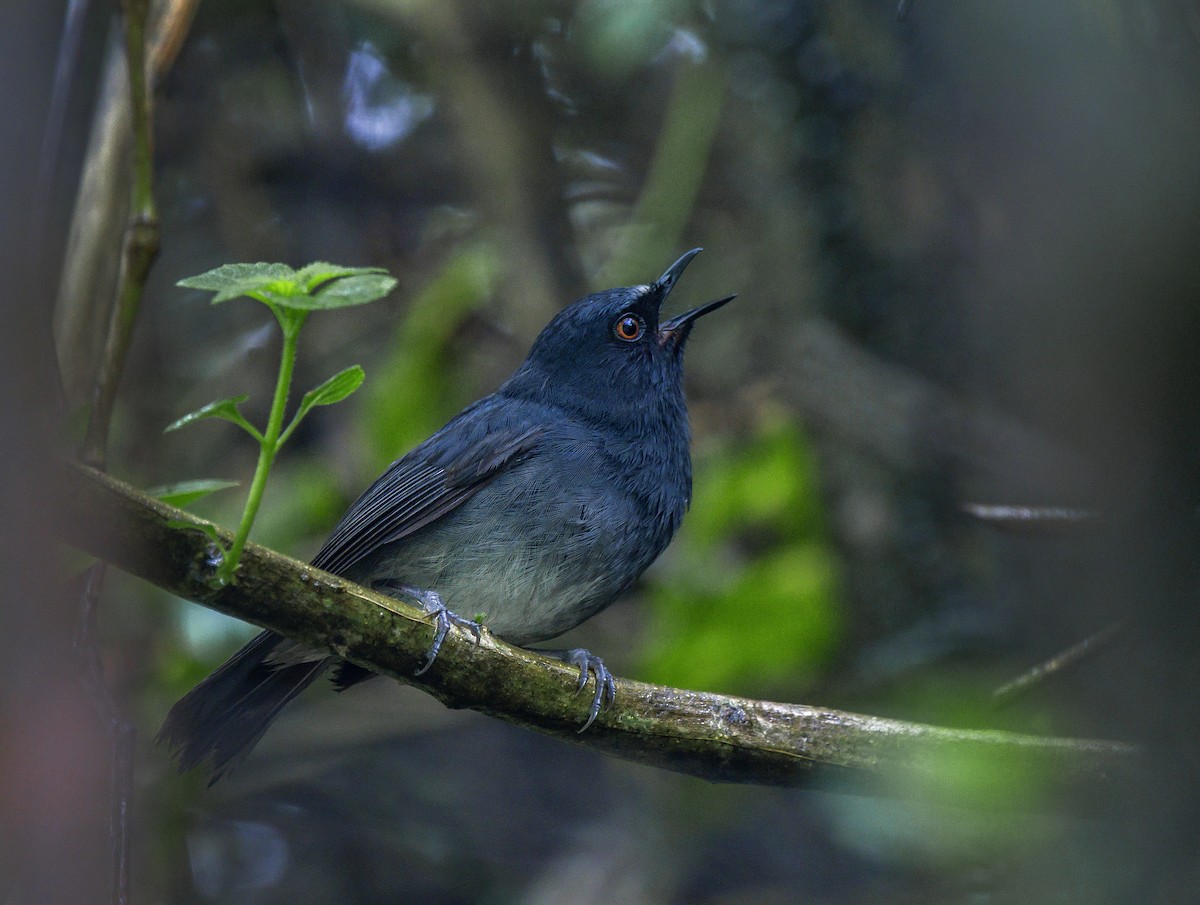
[311,403,542,575]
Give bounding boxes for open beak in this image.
[658,294,737,349]
[648,248,735,349]
[653,247,704,298]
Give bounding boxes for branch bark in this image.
[60,462,1137,806]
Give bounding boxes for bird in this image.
[158,248,734,781]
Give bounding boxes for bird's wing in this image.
[310,399,543,575]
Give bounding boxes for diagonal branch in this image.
[60,462,1137,807]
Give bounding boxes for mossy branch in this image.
[61,462,1137,806]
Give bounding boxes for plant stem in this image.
[219,311,307,581]
[81,0,160,469]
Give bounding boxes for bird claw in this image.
[374,582,481,676]
[562,648,616,732]
[414,591,482,675]
[375,584,613,728]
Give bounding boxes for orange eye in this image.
[613,313,643,342]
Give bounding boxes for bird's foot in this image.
[536,648,617,732]
[373,582,481,675]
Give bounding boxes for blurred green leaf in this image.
[148,479,239,508]
[640,416,843,694]
[687,418,824,546]
[576,0,687,79]
[642,543,842,692]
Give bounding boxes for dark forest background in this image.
[3,1,1200,902]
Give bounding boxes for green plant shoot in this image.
[167,261,396,584]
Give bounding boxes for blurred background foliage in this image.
[641,415,843,692]
[25,0,1200,901]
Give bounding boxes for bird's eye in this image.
[613,313,644,342]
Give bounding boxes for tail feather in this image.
[157,630,329,782]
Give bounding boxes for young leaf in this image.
[148,479,240,508]
[165,395,261,440]
[251,281,305,308]
[178,263,298,305]
[293,272,398,310]
[280,365,365,444]
[169,259,395,582]
[304,365,365,407]
[178,262,396,312]
[295,263,390,294]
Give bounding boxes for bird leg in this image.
[530,648,617,731]
[371,581,481,675]
[372,579,614,729]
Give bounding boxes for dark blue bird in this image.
[159,249,734,780]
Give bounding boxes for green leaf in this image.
[280,365,365,444]
[178,262,395,312]
[304,365,365,408]
[177,262,295,291]
[295,263,390,294]
[164,395,261,440]
[250,281,305,308]
[178,263,299,306]
[148,479,240,508]
[298,272,397,310]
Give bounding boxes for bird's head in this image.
[503,249,735,421]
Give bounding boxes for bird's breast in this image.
[356,417,691,646]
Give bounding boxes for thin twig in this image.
[993,621,1126,704]
[73,563,135,905]
[963,502,1099,533]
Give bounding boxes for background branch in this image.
[62,462,1137,808]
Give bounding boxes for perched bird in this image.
[159,249,734,780]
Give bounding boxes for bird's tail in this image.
[157,630,329,783]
